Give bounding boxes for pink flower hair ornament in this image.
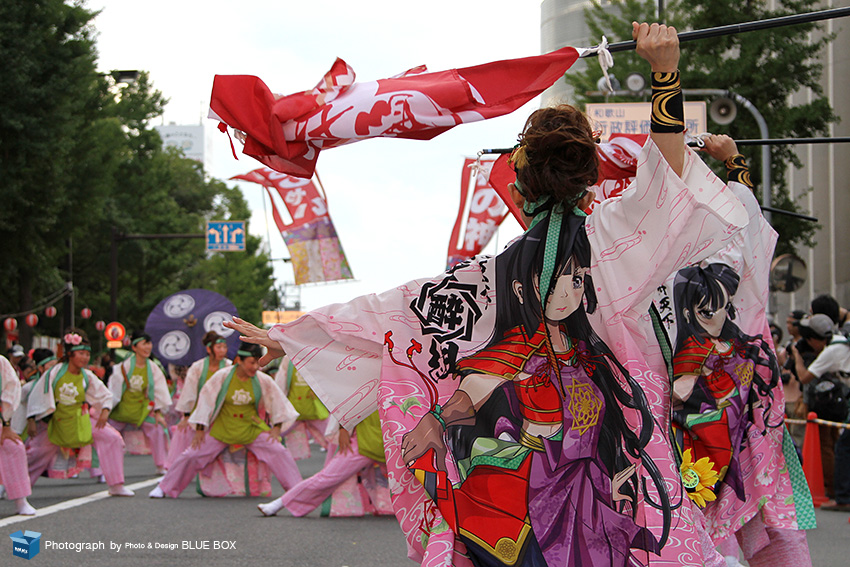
[64,333,83,345]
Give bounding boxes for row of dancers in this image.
[1,328,389,520]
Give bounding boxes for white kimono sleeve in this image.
[1,355,21,421]
[150,362,173,412]
[188,368,228,428]
[84,370,114,413]
[175,358,205,414]
[587,139,748,322]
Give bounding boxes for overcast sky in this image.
[90,0,550,314]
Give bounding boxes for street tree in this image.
[0,0,278,350]
[566,0,837,256]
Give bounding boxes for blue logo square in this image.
[9,530,41,560]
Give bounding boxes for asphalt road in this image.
[1,449,409,567]
[1,449,848,567]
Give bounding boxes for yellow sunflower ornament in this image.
[680,449,721,507]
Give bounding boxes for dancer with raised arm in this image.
[226,23,751,567]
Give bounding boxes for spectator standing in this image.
[791,314,847,500]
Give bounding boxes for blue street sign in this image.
[206,221,246,252]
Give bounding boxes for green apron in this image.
[209,368,268,445]
[287,363,330,421]
[46,364,93,448]
[354,411,385,463]
[110,364,152,426]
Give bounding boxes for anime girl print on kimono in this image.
[399,214,667,567]
[667,264,781,507]
[265,138,749,567]
[652,176,807,545]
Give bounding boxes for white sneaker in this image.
[148,485,165,499]
[257,499,283,516]
[108,485,135,497]
[155,466,167,475]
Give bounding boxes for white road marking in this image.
[0,477,161,528]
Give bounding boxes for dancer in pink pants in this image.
[108,331,172,474]
[274,355,329,456]
[258,410,385,517]
[165,331,231,469]
[26,329,133,496]
[1,354,36,515]
[149,342,301,498]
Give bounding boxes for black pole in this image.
[585,7,850,55]
[735,137,850,146]
[760,206,817,222]
[64,238,73,330]
[110,227,118,322]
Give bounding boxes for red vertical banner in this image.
[446,155,506,268]
[232,168,354,285]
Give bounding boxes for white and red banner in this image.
[210,48,581,178]
[232,168,354,285]
[487,133,648,228]
[447,155,507,269]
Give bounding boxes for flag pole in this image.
[732,136,850,147]
[580,7,850,56]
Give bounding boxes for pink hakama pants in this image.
[281,441,374,517]
[109,419,169,468]
[158,431,302,498]
[0,425,32,500]
[735,514,812,567]
[164,425,194,469]
[26,417,125,487]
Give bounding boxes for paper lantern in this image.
[95,320,106,331]
[45,306,57,318]
[3,318,17,333]
[25,314,38,327]
[80,307,92,319]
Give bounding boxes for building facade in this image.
[540,0,850,319]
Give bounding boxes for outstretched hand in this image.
[223,317,285,366]
[632,22,679,73]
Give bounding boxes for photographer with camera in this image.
[792,313,850,510]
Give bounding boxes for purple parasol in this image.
[144,289,239,366]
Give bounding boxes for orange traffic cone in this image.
[802,411,829,506]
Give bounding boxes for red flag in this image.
[487,133,648,228]
[232,168,354,284]
[447,156,507,268]
[210,48,581,178]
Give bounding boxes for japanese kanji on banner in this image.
[210,47,582,178]
[232,168,354,285]
[447,155,507,268]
